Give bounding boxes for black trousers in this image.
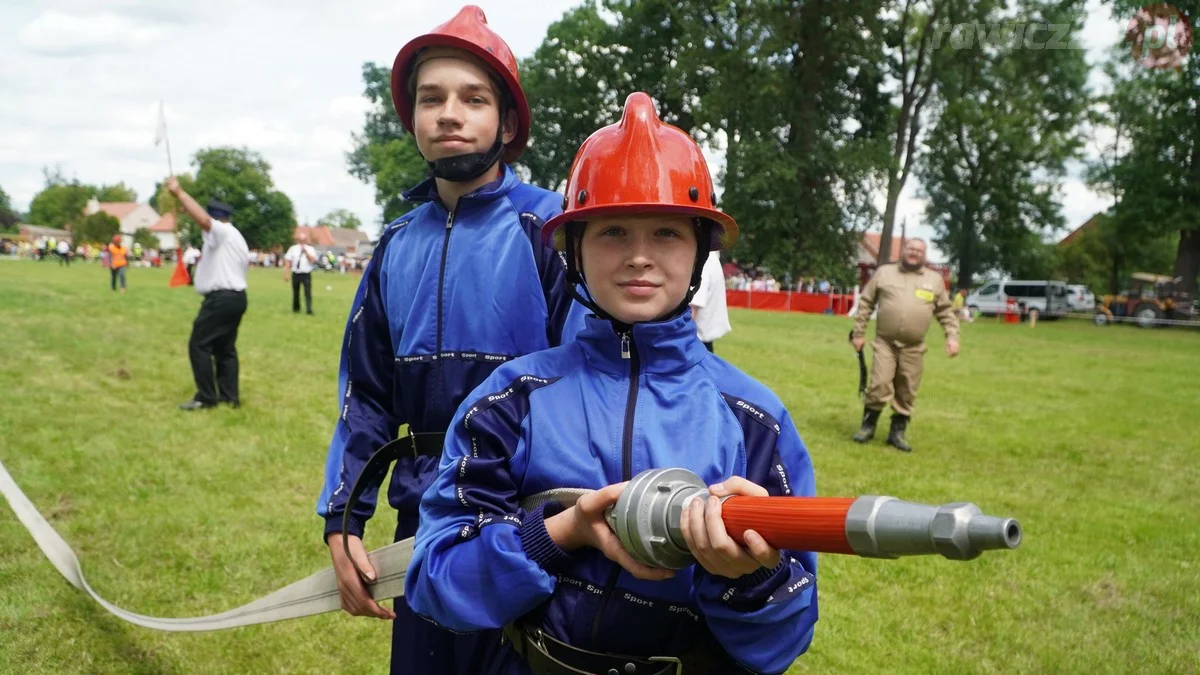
[292,272,312,313]
[188,290,247,405]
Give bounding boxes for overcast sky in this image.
[1,0,1127,258]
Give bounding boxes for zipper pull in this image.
[620,332,631,360]
[446,212,455,229]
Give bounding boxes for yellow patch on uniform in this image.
[915,289,935,302]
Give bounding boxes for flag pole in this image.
[156,101,174,176]
[165,132,174,177]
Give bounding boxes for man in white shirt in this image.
[166,176,250,411]
[690,250,732,352]
[283,231,318,315]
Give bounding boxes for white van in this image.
[1065,284,1096,312]
[966,280,1071,319]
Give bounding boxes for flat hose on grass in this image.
[1,460,1020,632]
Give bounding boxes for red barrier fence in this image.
[726,290,855,315]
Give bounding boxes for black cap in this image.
[206,199,233,219]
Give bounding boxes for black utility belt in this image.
[503,622,729,675]
[339,431,449,580]
[203,288,245,296]
[397,432,446,458]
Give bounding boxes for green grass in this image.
[2,260,1199,674]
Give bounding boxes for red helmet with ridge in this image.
[543,92,738,252]
[390,5,530,163]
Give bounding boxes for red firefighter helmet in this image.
[543,92,738,251]
[390,5,530,162]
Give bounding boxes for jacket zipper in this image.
[590,329,639,646]
[434,210,455,416]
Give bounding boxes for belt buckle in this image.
[529,627,547,652]
[648,655,682,675]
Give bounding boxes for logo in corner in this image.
[1126,4,1192,70]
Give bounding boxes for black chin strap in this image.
[428,129,505,181]
[565,219,714,328]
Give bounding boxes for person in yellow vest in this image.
[952,287,973,323]
[850,239,959,451]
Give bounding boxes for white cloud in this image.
[17,9,164,56]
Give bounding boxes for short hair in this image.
[407,48,514,114]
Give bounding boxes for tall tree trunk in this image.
[958,205,976,289]
[880,174,903,265]
[1173,228,1200,306]
[879,0,947,265]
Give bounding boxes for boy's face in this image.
[412,54,515,163]
[579,216,698,325]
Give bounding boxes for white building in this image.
[83,198,179,250]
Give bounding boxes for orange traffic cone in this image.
[169,251,190,287]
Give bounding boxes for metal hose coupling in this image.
[605,468,1022,569]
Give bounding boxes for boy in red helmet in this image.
[406,92,819,675]
[315,6,584,673]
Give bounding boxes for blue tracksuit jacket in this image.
[316,164,585,541]
[406,312,819,675]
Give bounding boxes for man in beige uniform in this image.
[851,239,959,451]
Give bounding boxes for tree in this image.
[518,2,626,189]
[876,0,989,265]
[96,182,137,203]
[524,0,893,280]
[1055,214,1176,293]
[163,147,295,250]
[317,208,363,229]
[132,228,159,251]
[693,0,893,281]
[919,0,1090,288]
[28,168,97,229]
[73,211,120,245]
[346,63,429,227]
[0,185,18,232]
[1090,0,1200,301]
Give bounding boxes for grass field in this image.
[1,259,1198,674]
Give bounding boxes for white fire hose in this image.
[0,458,588,631]
[2,459,1019,632]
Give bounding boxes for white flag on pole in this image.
[155,101,167,147]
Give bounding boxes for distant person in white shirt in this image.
[284,232,318,315]
[690,250,732,352]
[56,239,72,266]
[166,176,250,411]
[182,245,201,285]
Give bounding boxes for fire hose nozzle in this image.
[605,468,1022,569]
[845,496,1022,561]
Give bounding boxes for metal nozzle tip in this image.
[1003,519,1022,549]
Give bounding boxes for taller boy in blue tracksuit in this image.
[407,92,819,675]
[315,6,583,674]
